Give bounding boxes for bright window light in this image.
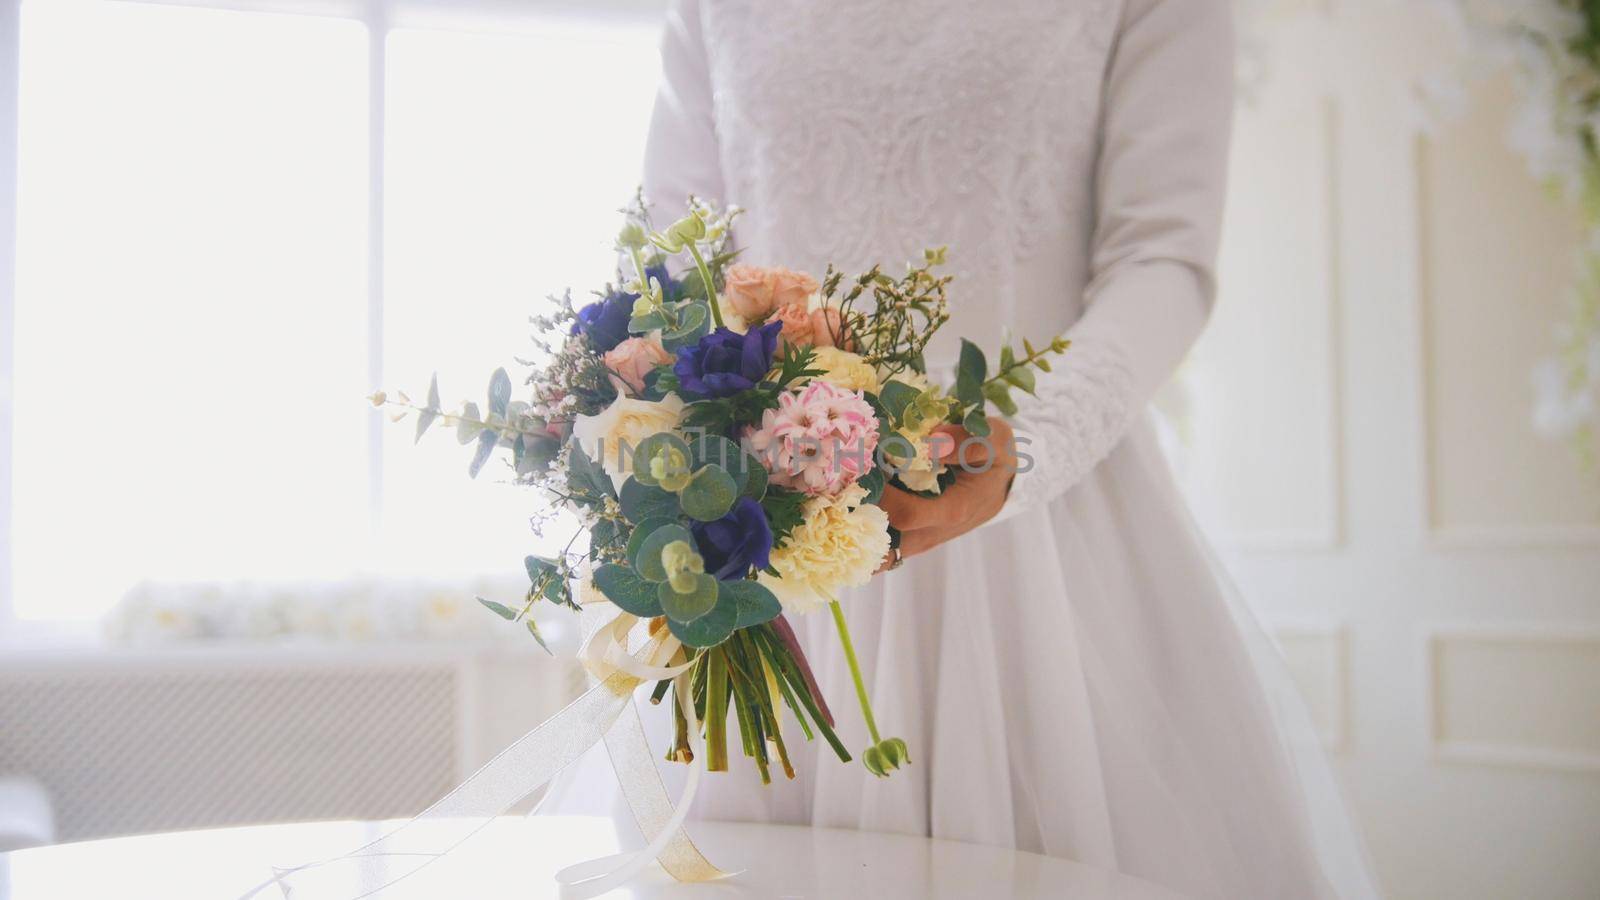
[9,1,661,622]
[376,23,658,579]
[12,2,368,620]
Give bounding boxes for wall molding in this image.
[1412,117,1600,551]
[1423,625,1600,775]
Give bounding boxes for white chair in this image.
[0,776,56,852]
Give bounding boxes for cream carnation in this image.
[758,485,891,614]
[570,393,685,491]
[809,347,881,393]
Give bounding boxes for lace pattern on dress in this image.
[697,0,1120,288]
[1004,336,1135,519]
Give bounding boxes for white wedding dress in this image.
[560,1,1383,897]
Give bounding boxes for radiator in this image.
[0,645,574,843]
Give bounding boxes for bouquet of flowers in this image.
[375,196,1067,783]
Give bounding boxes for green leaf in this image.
[678,267,711,303]
[956,339,987,408]
[476,597,517,620]
[1002,365,1036,394]
[877,380,919,423]
[630,432,692,487]
[487,368,512,418]
[858,467,886,505]
[983,380,1018,417]
[620,478,680,522]
[761,488,807,547]
[740,456,768,501]
[633,522,693,583]
[593,564,665,617]
[999,345,1016,372]
[467,429,497,478]
[629,311,667,333]
[679,465,738,521]
[658,573,719,622]
[962,408,992,437]
[415,374,441,443]
[667,585,738,648]
[525,618,553,655]
[722,579,781,628]
[567,443,614,499]
[625,517,678,571]
[588,518,618,560]
[660,303,710,351]
[688,435,752,493]
[525,555,558,583]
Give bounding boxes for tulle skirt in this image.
[549,417,1381,900]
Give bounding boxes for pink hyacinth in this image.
[745,380,879,497]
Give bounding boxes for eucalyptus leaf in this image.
[963,408,992,437]
[620,478,681,522]
[593,564,665,618]
[983,380,1018,417]
[625,517,679,572]
[1002,365,1036,394]
[722,579,781,628]
[629,311,668,333]
[631,432,692,487]
[688,435,750,493]
[679,465,738,521]
[661,302,710,351]
[956,339,987,408]
[666,584,738,647]
[476,597,517,620]
[415,374,441,443]
[567,443,615,499]
[878,380,919,422]
[487,368,512,418]
[468,428,497,478]
[658,573,719,623]
[633,522,693,583]
[524,555,558,583]
[456,401,483,445]
[525,618,553,655]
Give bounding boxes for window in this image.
[1,0,662,624]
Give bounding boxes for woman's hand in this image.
[877,417,1017,570]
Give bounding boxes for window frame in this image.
[0,0,664,631]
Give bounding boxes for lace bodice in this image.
[700,0,1117,344]
[643,0,1234,517]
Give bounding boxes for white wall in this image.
[1178,3,1600,897]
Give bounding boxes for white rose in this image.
[570,393,686,491]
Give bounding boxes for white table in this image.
[0,816,1188,899]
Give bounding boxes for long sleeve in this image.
[641,0,724,219]
[996,0,1234,523]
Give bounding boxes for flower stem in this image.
[828,600,882,745]
[685,241,725,330]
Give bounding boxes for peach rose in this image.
[773,303,816,353]
[603,336,673,394]
[809,307,852,350]
[722,264,779,320]
[769,267,819,310]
